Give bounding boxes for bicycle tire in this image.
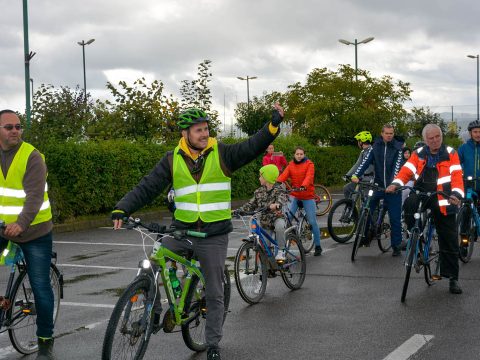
[314,184,332,217]
[457,206,475,263]
[102,275,154,360]
[233,241,268,304]
[424,220,440,285]
[401,233,418,303]
[8,264,62,355]
[280,234,306,290]
[298,215,315,253]
[377,211,392,253]
[327,199,358,243]
[181,266,230,352]
[351,209,368,262]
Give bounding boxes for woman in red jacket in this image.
[277,146,322,256]
[263,144,288,172]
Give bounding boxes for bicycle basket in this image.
[0,241,22,266]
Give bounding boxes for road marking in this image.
[55,241,148,247]
[383,334,434,360]
[57,263,138,270]
[61,301,115,308]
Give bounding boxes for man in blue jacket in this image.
[351,124,404,256]
[458,120,480,190]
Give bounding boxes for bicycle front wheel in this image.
[280,234,306,290]
[377,211,392,253]
[102,275,155,360]
[401,233,418,303]
[327,199,358,243]
[8,264,62,355]
[233,241,268,304]
[298,215,315,253]
[457,206,475,263]
[351,210,368,262]
[314,184,332,217]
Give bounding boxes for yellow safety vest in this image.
[0,142,52,225]
[173,143,231,223]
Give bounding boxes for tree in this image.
[405,107,447,138]
[284,65,412,145]
[234,91,282,135]
[180,59,220,134]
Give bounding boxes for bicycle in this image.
[102,218,231,359]
[233,208,306,304]
[284,187,315,254]
[327,180,366,243]
[0,228,63,355]
[456,176,480,263]
[284,182,332,217]
[397,187,442,303]
[350,182,392,261]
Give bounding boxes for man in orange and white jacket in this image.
[386,124,464,294]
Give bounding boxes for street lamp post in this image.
[77,39,95,102]
[22,0,36,128]
[338,37,374,81]
[30,78,34,104]
[237,76,257,114]
[467,54,480,121]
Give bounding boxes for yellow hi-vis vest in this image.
[0,142,52,225]
[173,143,231,223]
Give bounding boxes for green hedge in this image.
[40,137,359,223]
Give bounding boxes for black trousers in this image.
[403,193,459,280]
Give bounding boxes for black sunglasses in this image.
[0,124,22,131]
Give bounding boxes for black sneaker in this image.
[207,347,221,360]
[392,246,401,257]
[314,246,322,256]
[449,278,463,294]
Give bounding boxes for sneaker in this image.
[207,347,221,360]
[392,246,401,257]
[314,246,322,256]
[275,250,286,262]
[449,278,463,294]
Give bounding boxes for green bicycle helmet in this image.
[354,131,373,143]
[177,108,210,129]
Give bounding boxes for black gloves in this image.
[271,109,284,127]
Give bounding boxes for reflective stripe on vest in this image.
[0,142,52,225]
[173,143,231,223]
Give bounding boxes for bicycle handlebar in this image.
[393,186,453,200]
[124,217,207,238]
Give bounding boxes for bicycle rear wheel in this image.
[8,264,62,355]
[377,211,392,253]
[280,234,306,290]
[327,199,358,243]
[314,184,332,217]
[233,241,268,304]
[457,206,475,263]
[401,233,418,303]
[298,215,314,253]
[351,210,368,262]
[102,275,155,360]
[424,222,440,285]
[181,266,231,352]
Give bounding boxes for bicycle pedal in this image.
[162,310,176,333]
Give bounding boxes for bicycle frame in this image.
[464,178,480,236]
[0,261,22,331]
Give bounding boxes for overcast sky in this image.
[1,0,480,127]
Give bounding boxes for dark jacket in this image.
[354,137,403,188]
[458,139,480,190]
[115,123,278,236]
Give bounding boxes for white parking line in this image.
[57,263,138,270]
[54,241,148,247]
[383,334,434,360]
[61,301,115,309]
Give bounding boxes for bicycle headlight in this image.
[139,259,151,269]
[414,213,420,220]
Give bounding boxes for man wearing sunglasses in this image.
[112,103,284,360]
[0,110,55,359]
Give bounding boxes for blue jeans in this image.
[369,191,402,248]
[289,197,321,247]
[18,232,55,338]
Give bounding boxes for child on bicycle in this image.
[234,164,289,261]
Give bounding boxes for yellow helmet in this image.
[354,131,372,143]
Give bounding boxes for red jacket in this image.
[262,153,288,172]
[277,158,315,200]
[392,145,464,215]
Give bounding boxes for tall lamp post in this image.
[338,37,374,81]
[237,76,257,114]
[22,0,36,128]
[467,54,479,120]
[77,39,95,102]
[30,78,34,104]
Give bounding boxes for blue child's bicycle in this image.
[232,208,306,304]
[457,176,480,263]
